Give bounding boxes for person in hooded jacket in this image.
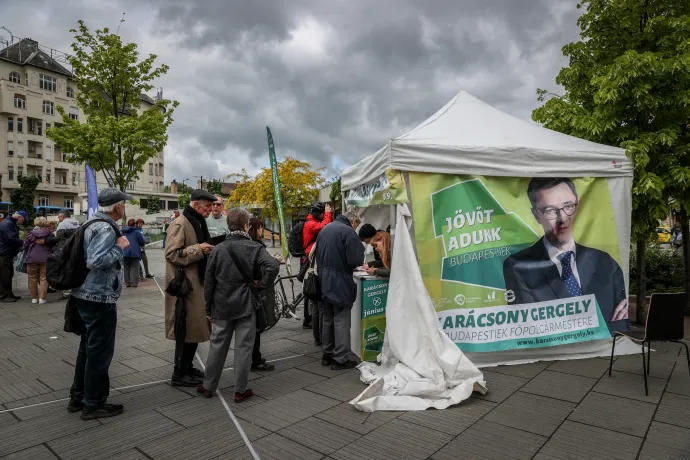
[24,217,58,304]
[122,219,146,287]
[301,202,332,336]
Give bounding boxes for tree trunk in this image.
[680,212,690,313]
[635,238,647,325]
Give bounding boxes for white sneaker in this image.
[31,299,38,304]
[39,299,48,304]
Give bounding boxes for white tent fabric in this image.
[351,204,487,412]
[341,90,632,191]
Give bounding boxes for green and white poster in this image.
[361,279,389,362]
[409,173,629,353]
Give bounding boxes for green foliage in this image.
[532,1,690,241]
[46,20,179,192]
[177,182,193,194]
[178,191,191,210]
[10,176,39,223]
[163,185,170,193]
[129,199,140,206]
[146,195,160,214]
[630,244,685,294]
[329,177,342,211]
[206,180,223,196]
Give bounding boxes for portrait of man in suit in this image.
[502,177,629,334]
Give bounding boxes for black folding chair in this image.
[609,293,689,396]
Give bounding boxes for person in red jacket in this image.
[301,202,332,339]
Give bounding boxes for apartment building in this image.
[0,36,176,216]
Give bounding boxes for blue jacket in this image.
[315,215,365,309]
[71,212,124,304]
[122,226,145,259]
[0,217,23,257]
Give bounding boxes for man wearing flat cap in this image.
[69,188,131,420]
[164,189,216,386]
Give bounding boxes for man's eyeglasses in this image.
[212,203,223,207]
[539,202,578,220]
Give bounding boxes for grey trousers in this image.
[203,314,256,393]
[321,302,351,364]
[312,301,324,342]
[123,258,140,287]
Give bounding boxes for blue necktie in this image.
[560,251,581,297]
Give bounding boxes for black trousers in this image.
[252,331,263,366]
[0,256,15,298]
[173,342,199,376]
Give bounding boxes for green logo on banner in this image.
[363,325,384,352]
[431,179,539,290]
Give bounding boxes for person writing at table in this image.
[363,232,391,278]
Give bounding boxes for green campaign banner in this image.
[409,173,629,353]
[266,126,290,270]
[361,279,389,362]
[345,169,408,207]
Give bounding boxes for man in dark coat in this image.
[0,210,27,302]
[316,211,364,370]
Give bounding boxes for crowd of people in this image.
[0,187,394,421]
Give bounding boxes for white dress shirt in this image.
[543,238,581,286]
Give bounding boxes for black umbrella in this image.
[166,256,194,372]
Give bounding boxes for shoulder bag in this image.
[226,244,268,332]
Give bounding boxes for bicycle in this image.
[265,274,304,331]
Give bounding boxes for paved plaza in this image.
[0,248,689,459]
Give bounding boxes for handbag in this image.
[303,245,322,301]
[63,295,83,335]
[14,251,27,274]
[226,244,268,332]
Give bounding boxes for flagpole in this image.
[266,127,292,276]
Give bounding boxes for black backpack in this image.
[288,221,305,258]
[47,219,122,291]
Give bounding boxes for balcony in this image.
[27,141,43,160]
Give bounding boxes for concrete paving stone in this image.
[105,449,150,460]
[519,370,598,404]
[430,419,547,460]
[638,421,690,460]
[38,371,78,392]
[119,354,171,372]
[0,379,54,405]
[0,358,18,372]
[593,370,666,404]
[112,346,154,361]
[0,331,19,339]
[482,391,576,437]
[0,411,18,429]
[262,354,318,373]
[304,369,367,402]
[155,393,229,427]
[10,326,64,338]
[0,408,99,456]
[314,401,401,435]
[0,444,59,460]
[612,353,676,380]
[139,414,269,460]
[48,411,184,460]
[0,320,40,332]
[119,310,161,321]
[227,433,324,460]
[7,351,65,368]
[472,369,529,404]
[654,392,690,429]
[331,418,453,460]
[237,389,340,431]
[568,391,656,437]
[8,361,75,379]
[548,357,612,379]
[109,365,172,390]
[262,328,312,343]
[279,416,362,455]
[151,351,175,363]
[98,384,191,424]
[486,361,552,380]
[2,391,67,412]
[243,368,328,400]
[666,364,690,397]
[534,420,642,460]
[298,359,361,379]
[133,339,176,355]
[399,397,497,436]
[215,367,262,391]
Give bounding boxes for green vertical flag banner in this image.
[267,127,291,273]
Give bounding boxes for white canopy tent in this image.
[344,90,638,377]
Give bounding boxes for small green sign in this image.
[361,279,389,362]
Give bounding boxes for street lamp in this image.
[181,178,189,188]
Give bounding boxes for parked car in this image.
[654,226,672,244]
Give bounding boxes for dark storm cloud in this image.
[2,0,583,182]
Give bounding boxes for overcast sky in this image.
[1,0,583,184]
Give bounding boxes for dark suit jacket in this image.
[502,237,628,333]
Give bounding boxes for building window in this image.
[7,141,13,157]
[128,181,136,190]
[7,117,13,132]
[43,101,54,115]
[149,163,153,175]
[39,74,57,92]
[68,113,78,121]
[17,118,23,133]
[38,196,49,207]
[14,94,26,109]
[72,172,78,186]
[9,72,20,83]
[67,86,74,98]
[64,197,73,208]
[8,166,14,181]
[46,169,51,184]
[37,121,43,136]
[155,163,159,176]
[45,122,51,131]
[18,167,23,180]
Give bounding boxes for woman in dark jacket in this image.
[248,216,283,372]
[122,219,146,287]
[24,217,58,304]
[197,208,279,402]
[364,231,391,278]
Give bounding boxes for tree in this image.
[329,177,342,212]
[229,157,326,220]
[46,20,179,194]
[163,185,171,193]
[146,195,160,214]
[177,182,193,195]
[10,176,39,224]
[178,191,191,210]
[206,180,223,196]
[532,0,690,324]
